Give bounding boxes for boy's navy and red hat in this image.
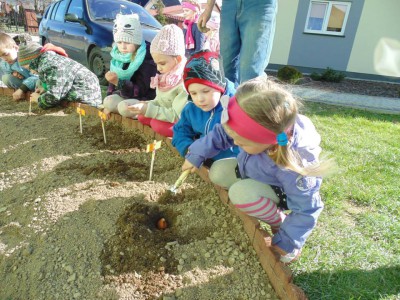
[183,50,226,93]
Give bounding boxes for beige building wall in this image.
[347,0,400,76]
[269,0,298,65]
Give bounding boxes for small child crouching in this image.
[102,14,157,117]
[0,33,38,101]
[17,42,101,109]
[125,24,188,137]
[172,50,239,166]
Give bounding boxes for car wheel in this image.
[89,47,106,81]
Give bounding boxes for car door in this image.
[45,0,69,46]
[61,0,88,62]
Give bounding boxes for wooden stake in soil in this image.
[28,96,32,116]
[76,104,86,134]
[146,140,162,181]
[98,110,107,144]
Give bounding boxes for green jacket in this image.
[30,51,101,109]
[145,83,188,123]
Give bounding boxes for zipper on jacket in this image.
[205,109,215,134]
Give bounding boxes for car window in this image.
[87,0,161,29]
[50,2,60,20]
[54,0,68,22]
[43,5,51,19]
[67,0,83,19]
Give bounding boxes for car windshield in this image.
[87,0,162,29]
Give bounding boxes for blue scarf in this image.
[110,40,146,80]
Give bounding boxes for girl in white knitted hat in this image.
[126,24,188,137]
[102,14,157,117]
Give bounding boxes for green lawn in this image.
[291,102,400,300]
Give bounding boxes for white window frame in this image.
[304,1,351,36]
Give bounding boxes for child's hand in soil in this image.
[127,102,147,115]
[12,89,26,101]
[102,108,112,119]
[12,71,24,79]
[105,71,118,86]
[30,92,40,103]
[182,159,197,173]
[35,86,45,94]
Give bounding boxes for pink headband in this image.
[182,2,198,11]
[225,96,279,144]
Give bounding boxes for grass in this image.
[291,102,400,300]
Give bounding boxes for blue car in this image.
[39,0,162,80]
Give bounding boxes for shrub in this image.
[311,67,346,83]
[154,0,168,25]
[277,66,303,84]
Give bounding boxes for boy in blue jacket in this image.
[172,50,238,165]
[0,33,38,101]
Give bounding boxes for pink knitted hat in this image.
[150,24,185,57]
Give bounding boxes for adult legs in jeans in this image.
[220,0,277,85]
[209,158,285,232]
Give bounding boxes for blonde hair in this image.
[0,33,16,50]
[230,77,335,177]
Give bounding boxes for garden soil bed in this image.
[0,95,278,300]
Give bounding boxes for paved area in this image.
[291,86,400,115]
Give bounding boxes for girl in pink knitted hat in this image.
[125,24,188,137]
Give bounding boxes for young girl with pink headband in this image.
[181,77,335,264]
[181,0,206,57]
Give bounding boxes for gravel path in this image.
[267,72,400,99]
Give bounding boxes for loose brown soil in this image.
[0,96,278,300]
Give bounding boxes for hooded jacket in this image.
[186,115,324,253]
[172,78,238,160]
[29,51,101,109]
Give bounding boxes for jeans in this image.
[219,0,277,86]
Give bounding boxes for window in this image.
[54,0,68,22]
[43,5,51,19]
[67,0,83,19]
[305,1,351,36]
[50,2,59,20]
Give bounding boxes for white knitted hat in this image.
[113,14,142,45]
[150,24,185,56]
